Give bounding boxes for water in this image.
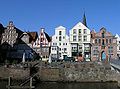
[0,81,119,89]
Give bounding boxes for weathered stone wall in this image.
[39,68,60,81]
[0,67,30,79]
[62,62,119,82]
[38,62,120,83]
[0,62,120,84]
[9,68,30,79]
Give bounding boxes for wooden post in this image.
[8,77,11,89]
[30,77,33,88]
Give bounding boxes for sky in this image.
[0,0,120,36]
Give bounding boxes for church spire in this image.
[82,12,87,27]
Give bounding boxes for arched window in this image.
[102,31,105,38]
[59,36,61,41]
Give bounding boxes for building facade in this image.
[33,28,51,61]
[115,34,120,59]
[91,27,117,62]
[69,22,91,61]
[51,26,71,60]
[1,21,38,62]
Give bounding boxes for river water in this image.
[0,81,120,89]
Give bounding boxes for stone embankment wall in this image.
[0,67,29,79]
[38,62,120,82]
[0,62,120,83]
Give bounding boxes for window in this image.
[59,53,61,57]
[56,37,57,39]
[72,47,77,52]
[95,46,98,49]
[84,29,87,34]
[64,48,67,51]
[102,39,105,45]
[73,36,76,41]
[91,34,93,38]
[99,39,101,44]
[54,47,56,50]
[53,43,57,46]
[59,43,61,46]
[106,39,108,44]
[59,36,62,41]
[59,31,62,35]
[59,48,61,51]
[66,43,67,45]
[119,41,120,44]
[52,48,54,50]
[63,43,65,45]
[78,36,82,41]
[93,50,99,56]
[63,36,65,39]
[84,36,87,41]
[95,39,97,44]
[79,46,82,49]
[79,29,81,34]
[109,39,112,44]
[119,46,120,50]
[108,46,113,54]
[102,32,105,38]
[73,29,76,34]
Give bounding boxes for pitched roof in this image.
[44,32,51,42]
[28,32,38,40]
[28,32,38,43]
[0,23,4,34]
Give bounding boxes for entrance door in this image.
[101,51,106,61]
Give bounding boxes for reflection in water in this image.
[36,82,119,89]
[0,81,119,89]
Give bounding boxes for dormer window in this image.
[84,29,87,34]
[59,31,62,35]
[73,29,76,34]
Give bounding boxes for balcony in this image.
[84,48,90,52]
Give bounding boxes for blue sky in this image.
[0,0,120,36]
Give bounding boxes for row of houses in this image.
[0,14,120,63]
[51,14,119,62]
[0,21,51,62]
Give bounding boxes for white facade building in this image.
[115,34,120,59]
[51,26,71,60]
[69,22,91,61]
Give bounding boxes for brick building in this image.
[91,27,117,62]
[0,21,38,62]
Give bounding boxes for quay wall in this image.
[38,62,120,82]
[0,62,120,83]
[0,67,30,79]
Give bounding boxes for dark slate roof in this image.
[0,23,4,34]
[44,32,51,42]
